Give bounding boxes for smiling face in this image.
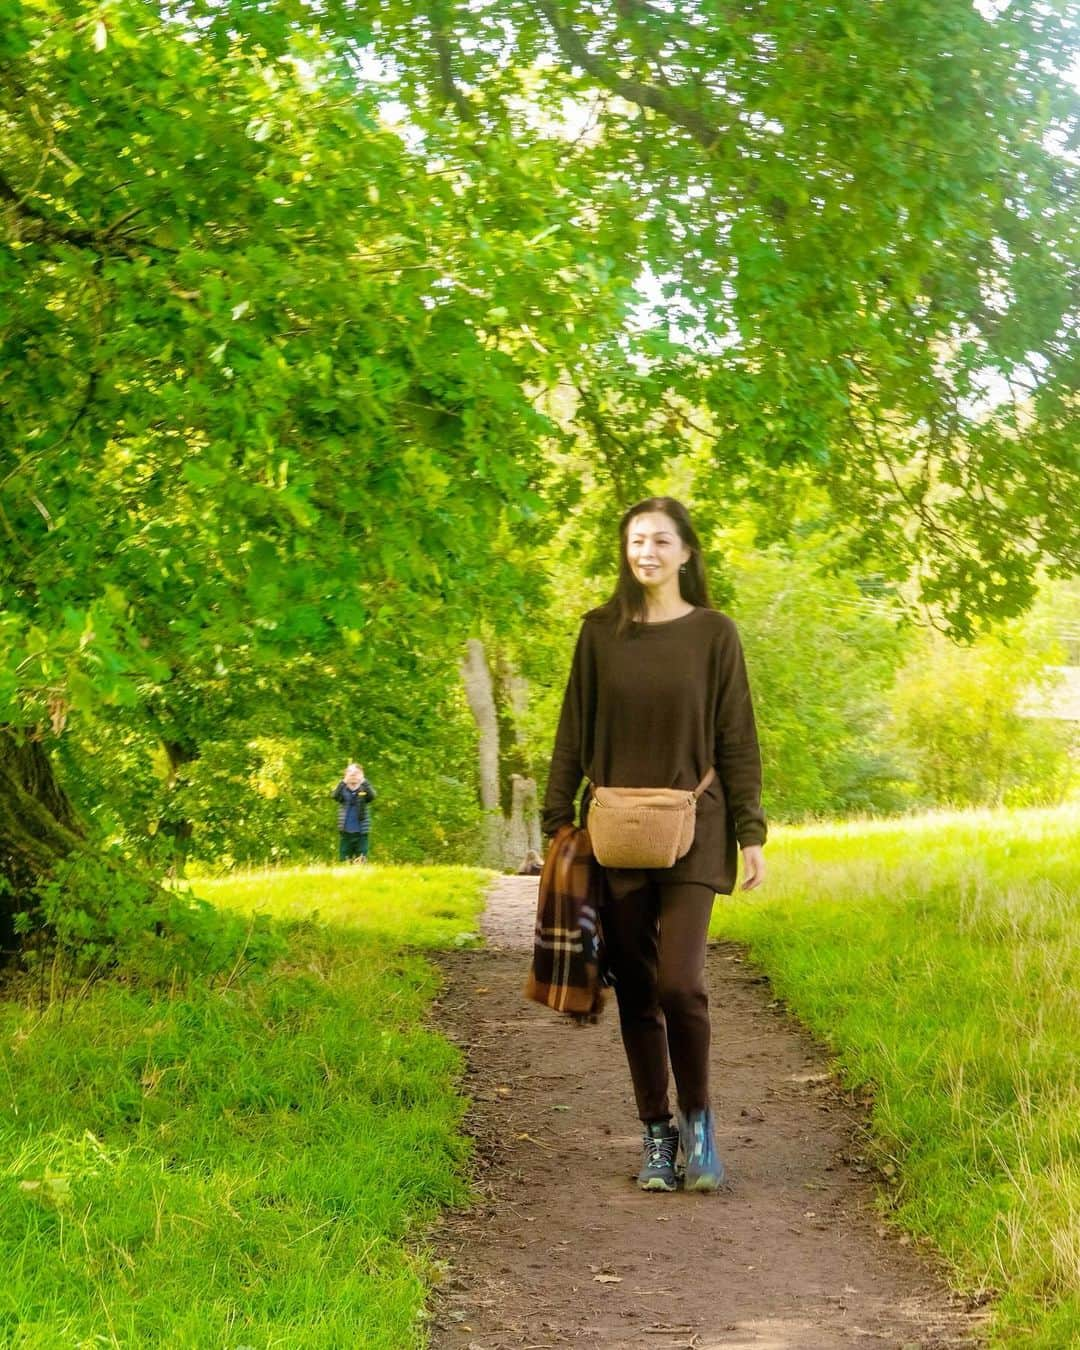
[625,511,692,590]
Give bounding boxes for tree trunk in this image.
[158,738,197,856]
[0,727,83,956]
[461,642,544,871]
[460,638,506,868]
[506,773,536,865]
[527,788,542,856]
[500,657,542,860]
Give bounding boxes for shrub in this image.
[889,635,1076,808]
[727,547,911,820]
[17,846,285,988]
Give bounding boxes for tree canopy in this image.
[190,0,1079,626]
[2,0,642,734]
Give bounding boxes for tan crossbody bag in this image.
[586,768,716,870]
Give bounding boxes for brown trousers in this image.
[601,880,716,1122]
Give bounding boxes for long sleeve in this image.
[713,622,767,848]
[360,779,376,802]
[542,625,592,836]
[331,782,345,802]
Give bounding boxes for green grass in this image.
[713,803,1080,1347]
[14,814,1079,1346]
[195,863,488,950]
[1,865,490,1348]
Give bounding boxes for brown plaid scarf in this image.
[524,825,607,1022]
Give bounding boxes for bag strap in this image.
[588,767,717,797]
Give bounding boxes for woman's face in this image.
[625,511,692,589]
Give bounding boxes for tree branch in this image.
[428,4,474,121]
[0,170,100,250]
[533,1,726,149]
[0,171,176,259]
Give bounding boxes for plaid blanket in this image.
[524,825,607,1022]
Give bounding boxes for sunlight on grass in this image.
[194,863,492,949]
[714,802,1080,1346]
[0,865,492,1347]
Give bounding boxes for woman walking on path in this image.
[542,497,766,1193]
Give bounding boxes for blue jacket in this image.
[332,779,376,832]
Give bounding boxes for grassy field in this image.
[0,865,489,1349]
[713,803,1080,1348]
[197,863,488,949]
[6,816,1079,1347]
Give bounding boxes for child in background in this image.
[332,763,377,863]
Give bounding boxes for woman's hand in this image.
[739,844,766,891]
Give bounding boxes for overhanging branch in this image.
[428,4,474,121]
[533,1,725,150]
[0,171,174,259]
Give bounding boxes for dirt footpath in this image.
[429,877,985,1350]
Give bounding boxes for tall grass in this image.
[713,803,1080,1347]
[1,865,489,1348]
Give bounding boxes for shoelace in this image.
[645,1132,678,1169]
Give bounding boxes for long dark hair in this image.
[608,497,712,636]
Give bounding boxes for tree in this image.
[0,0,635,933]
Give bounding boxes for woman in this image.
[542,497,766,1193]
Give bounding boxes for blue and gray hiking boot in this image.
[637,1120,679,1191]
[678,1107,725,1192]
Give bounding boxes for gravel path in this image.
[428,876,985,1349]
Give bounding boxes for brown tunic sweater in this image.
[542,605,766,895]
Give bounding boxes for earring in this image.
[679,563,687,574]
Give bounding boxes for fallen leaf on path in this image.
[514,1132,554,1150]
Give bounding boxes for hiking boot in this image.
[637,1121,679,1192]
[678,1107,725,1192]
